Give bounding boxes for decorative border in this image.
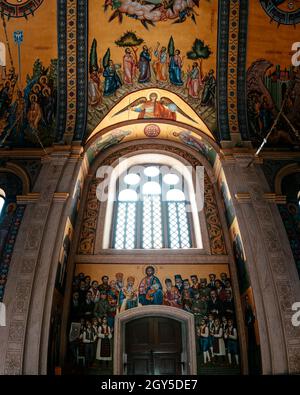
[56,0,67,142]
[227,0,240,136]
[74,0,88,141]
[237,0,249,140]
[56,0,88,143]
[217,0,249,142]
[64,0,77,141]
[217,0,230,141]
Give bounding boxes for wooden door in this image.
[125,317,183,375]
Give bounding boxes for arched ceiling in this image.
[0,1,299,151]
[85,122,218,168]
[87,88,216,142]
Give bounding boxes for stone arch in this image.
[113,306,197,375]
[274,163,300,196]
[78,139,225,257]
[65,136,249,374]
[0,162,31,195]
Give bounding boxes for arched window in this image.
[103,154,203,250]
[0,188,5,218]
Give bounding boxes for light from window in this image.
[166,189,185,201]
[118,189,138,202]
[163,173,180,185]
[124,173,140,185]
[143,181,161,195]
[168,201,191,249]
[112,165,192,250]
[143,195,163,249]
[144,166,160,177]
[0,188,5,217]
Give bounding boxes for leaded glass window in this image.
[112,165,193,250]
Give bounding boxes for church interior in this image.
[0,0,299,376]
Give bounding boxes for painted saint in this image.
[201,69,216,107]
[88,69,102,106]
[169,49,183,86]
[138,46,151,83]
[103,60,122,96]
[187,62,203,99]
[119,276,138,312]
[153,43,168,82]
[163,278,182,308]
[123,48,136,85]
[138,266,163,305]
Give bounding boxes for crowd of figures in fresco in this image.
[69,267,240,371]
[0,59,57,147]
[88,34,216,132]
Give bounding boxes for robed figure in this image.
[138,46,151,83]
[187,62,203,99]
[169,50,183,86]
[138,266,163,305]
[123,48,136,85]
[103,60,122,96]
[163,279,182,308]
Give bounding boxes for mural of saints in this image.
[119,276,139,312]
[70,268,240,373]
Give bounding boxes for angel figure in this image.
[113,92,196,122]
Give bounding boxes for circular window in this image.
[124,173,140,186]
[144,166,160,178]
[163,173,180,186]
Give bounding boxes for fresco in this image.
[0,0,57,147]
[88,0,218,137]
[68,263,240,374]
[247,60,300,147]
[104,0,201,28]
[86,123,216,166]
[0,1,45,19]
[248,1,300,67]
[246,1,300,147]
[260,0,300,26]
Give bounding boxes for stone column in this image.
[0,147,83,375]
[221,154,300,374]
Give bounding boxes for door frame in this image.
[113,305,197,375]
